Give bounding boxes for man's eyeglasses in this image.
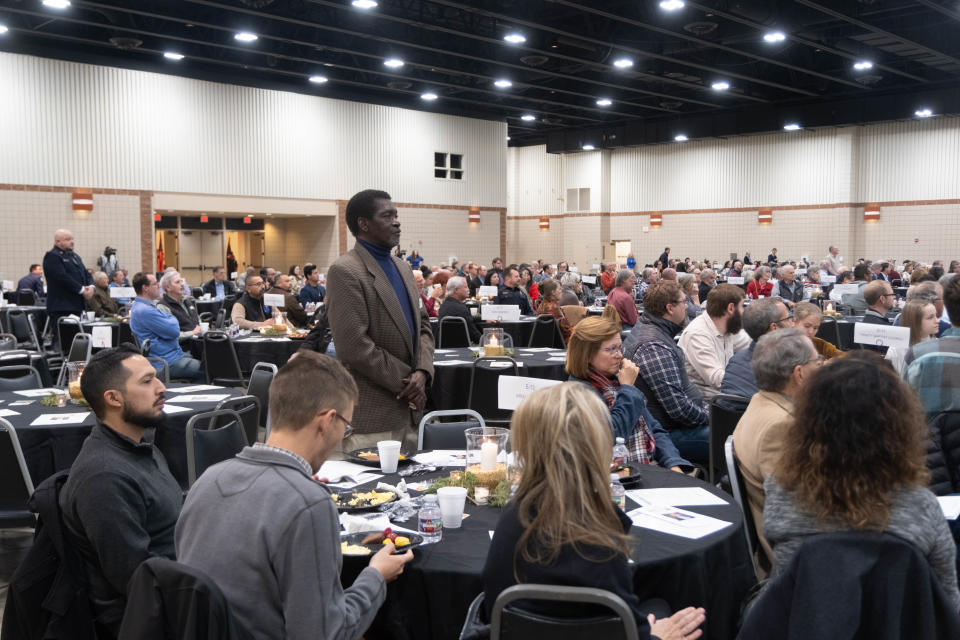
[331,412,353,439]
[808,355,825,367]
[670,298,688,306]
[881,293,896,298]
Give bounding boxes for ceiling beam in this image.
[913,0,960,22]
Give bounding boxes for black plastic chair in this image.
[215,308,227,329]
[140,338,151,356]
[198,312,213,324]
[55,332,93,386]
[417,410,486,450]
[4,308,40,352]
[184,409,247,487]
[246,362,276,435]
[0,365,43,391]
[190,286,204,299]
[0,418,37,529]
[216,395,262,446]
[816,315,842,349]
[725,436,760,579]
[0,333,17,352]
[15,289,37,306]
[708,394,749,484]
[528,314,565,349]
[56,316,83,357]
[202,332,246,387]
[438,316,472,348]
[489,584,640,640]
[468,356,519,427]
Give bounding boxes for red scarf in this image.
[586,370,655,465]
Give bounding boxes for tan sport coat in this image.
[327,243,435,435]
[731,390,794,570]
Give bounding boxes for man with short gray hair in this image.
[638,266,659,299]
[771,264,803,308]
[157,270,201,336]
[698,268,717,302]
[87,270,120,317]
[720,299,793,404]
[607,269,639,328]
[732,328,821,570]
[559,271,584,307]
[437,276,481,343]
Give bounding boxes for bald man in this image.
[44,229,94,343]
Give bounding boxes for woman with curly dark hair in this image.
[763,351,960,610]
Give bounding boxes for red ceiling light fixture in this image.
[650,213,663,227]
[468,206,481,223]
[72,188,93,212]
[864,204,880,221]
[200,214,209,223]
[758,208,772,224]
[243,216,252,224]
[539,216,550,230]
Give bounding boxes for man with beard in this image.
[59,346,181,635]
[678,283,751,402]
[623,281,712,463]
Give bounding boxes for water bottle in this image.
[610,474,626,511]
[418,494,443,543]
[612,437,629,468]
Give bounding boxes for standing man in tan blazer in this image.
[327,190,434,453]
[731,328,820,572]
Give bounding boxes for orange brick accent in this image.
[337,200,348,255]
[139,192,154,273]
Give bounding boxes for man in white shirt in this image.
[824,246,842,275]
[678,283,751,402]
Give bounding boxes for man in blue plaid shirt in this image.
[904,275,960,414]
[623,280,711,464]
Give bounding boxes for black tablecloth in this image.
[429,317,538,349]
[81,320,136,351]
[0,385,243,488]
[349,464,755,640]
[430,347,568,411]
[232,336,302,372]
[0,351,54,386]
[195,299,223,318]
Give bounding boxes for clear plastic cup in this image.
[376,440,402,473]
[436,486,468,529]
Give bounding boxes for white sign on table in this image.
[0,409,20,417]
[14,388,64,397]
[832,283,860,296]
[481,304,521,322]
[581,275,597,285]
[796,269,807,276]
[726,277,744,285]
[167,394,231,403]
[169,384,223,393]
[626,506,733,540]
[161,404,192,415]
[478,286,499,298]
[592,264,601,270]
[30,413,90,426]
[263,293,286,309]
[820,275,837,285]
[230,272,238,279]
[853,323,910,350]
[109,287,136,299]
[1,280,14,292]
[497,376,563,411]
[91,325,113,349]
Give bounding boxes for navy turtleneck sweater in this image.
[356,238,417,344]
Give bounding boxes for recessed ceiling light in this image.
[674,134,688,142]
[783,123,801,131]
[915,108,934,118]
[504,33,526,44]
[42,0,70,8]
[613,58,634,69]
[0,25,8,35]
[596,98,612,107]
[853,60,873,71]
[494,79,513,88]
[764,31,786,43]
[521,114,536,121]
[308,75,328,84]
[163,52,184,60]
[420,92,438,101]
[383,58,404,68]
[234,32,258,42]
[582,144,596,151]
[659,0,684,10]
[711,81,730,91]
[352,0,378,8]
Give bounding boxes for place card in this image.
[109,287,136,299]
[497,375,563,411]
[796,269,807,276]
[91,325,113,349]
[161,404,191,415]
[820,275,837,284]
[10,400,34,406]
[433,360,473,366]
[853,323,910,350]
[726,277,744,285]
[169,385,224,393]
[167,394,231,403]
[626,506,733,540]
[412,450,467,467]
[0,409,21,417]
[14,388,64,397]
[832,283,860,296]
[30,413,90,426]
[481,305,521,322]
[478,286,499,298]
[1,280,14,291]
[487,361,523,368]
[264,293,286,308]
[626,487,728,508]
[938,496,960,520]
[581,275,597,285]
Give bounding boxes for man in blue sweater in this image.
[129,272,203,381]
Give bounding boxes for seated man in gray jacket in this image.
[719,298,794,408]
[175,352,412,640]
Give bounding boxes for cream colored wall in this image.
[0,190,141,285]
[392,207,501,268]
[284,217,339,276]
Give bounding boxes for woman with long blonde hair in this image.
[884,300,939,375]
[481,383,705,639]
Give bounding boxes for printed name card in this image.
[478,286,499,298]
[497,376,563,411]
[91,325,113,349]
[853,323,910,350]
[263,293,286,309]
[796,269,807,276]
[820,275,837,285]
[592,264,601,270]
[1,280,13,292]
[726,277,745,285]
[581,275,597,285]
[832,283,860,296]
[481,304,521,322]
[109,287,136,298]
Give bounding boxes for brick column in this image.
[337,200,348,255]
[138,191,154,273]
[499,208,507,262]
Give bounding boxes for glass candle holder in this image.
[464,426,510,490]
[66,362,85,401]
[481,327,505,357]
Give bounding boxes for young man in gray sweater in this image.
[175,351,411,639]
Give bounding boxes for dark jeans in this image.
[668,425,710,465]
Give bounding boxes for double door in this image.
[178,230,224,288]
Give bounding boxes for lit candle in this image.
[480,440,498,471]
[826,302,834,312]
[474,487,489,504]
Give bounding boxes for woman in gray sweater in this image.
[762,351,960,610]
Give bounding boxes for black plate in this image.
[613,464,644,488]
[345,448,414,468]
[340,531,424,556]
[331,489,399,511]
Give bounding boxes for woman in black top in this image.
[481,383,705,640]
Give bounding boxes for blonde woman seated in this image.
[566,317,691,471]
[481,383,706,639]
[536,279,572,343]
[885,300,940,375]
[793,302,844,360]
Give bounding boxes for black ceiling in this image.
[1,0,959,152]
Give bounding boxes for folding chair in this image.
[528,315,565,349]
[725,436,760,578]
[184,409,247,487]
[202,332,246,387]
[417,409,485,450]
[0,365,43,391]
[0,419,37,529]
[489,584,640,640]
[246,362,277,436]
[708,394,749,484]
[438,316,472,348]
[216,395,262,446]
[468,356,518,427]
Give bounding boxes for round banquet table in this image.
[429,316,539,349]
[0,350,54,386]
[0,384,243,489]
[230,335,303,372]
[430,347,568,411]
[345,464,756,640]
[81,319,136,351]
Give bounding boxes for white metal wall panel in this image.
[508,144,563,216]
[0,52,507,206]
[563,151,602,212]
